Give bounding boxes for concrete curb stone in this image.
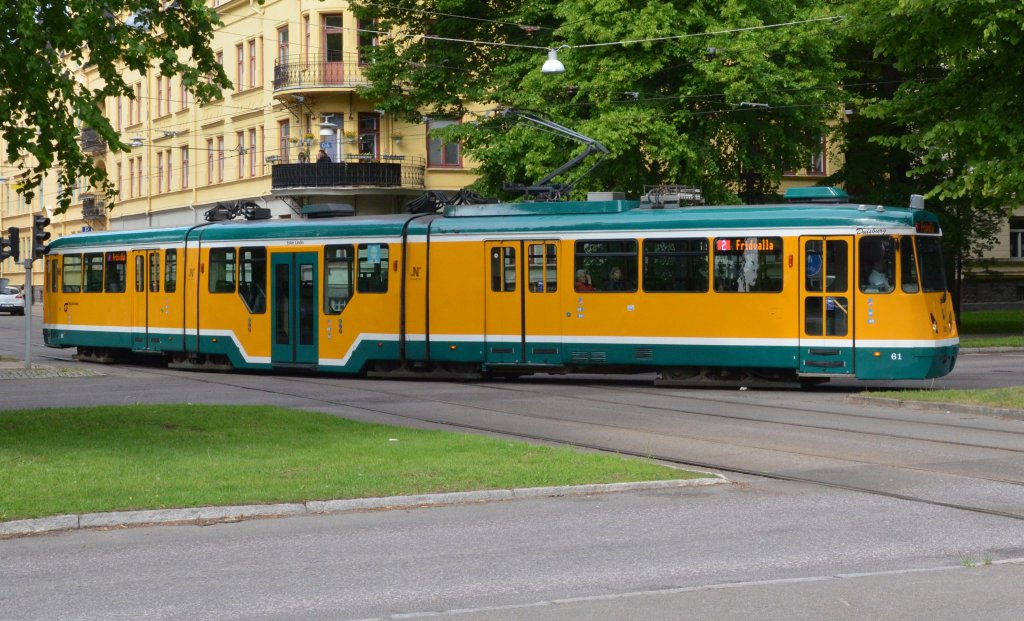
[848,395,1024,421]
[1,477,726,538]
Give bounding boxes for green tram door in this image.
[799,237,854,375]
[271,252,318,365]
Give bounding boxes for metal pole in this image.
[23,258,32,370]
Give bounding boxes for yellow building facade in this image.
[1,0,480,291]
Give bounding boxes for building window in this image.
[1010,218,1024,259]
[248,39,257,88]
[808,135,826,175]
[279,120,291,163]
[156,151,163,193]
[236,131,245,179]
[427,119,461,167]
[136,156,143,196]
[277,26,289,64]
[181,146,189,189]
[358,113,379,159]
[117,163,123,201]
[133,83,141,124]
[357,19,377,65]
[164,76,171,113]
[303,15,310,65]
[128,159,134,198]
[157,76,163,117]
[207,139,214,185]
[236,44,244,90]
[249,128,257,177]
[217,136,225,182]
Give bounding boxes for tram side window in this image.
[164,249,177,293]
[859,236,895,293]
[324,245,354,314]
[149,253,160,293]
[527,243,557,293]
[357,243,389,293]
[104,251,127,293]
[83,253,104,293]
[900,237,920,293]
[915,237,948,293]
[48,256,58,293]
[62,254,82,293]
[238,247,267,313]
[490,247,516,292]
[575,240,637,292]
[643,238,708,292]
[134,255,144,292]
[712,237,783,292]
[208,248,237,293]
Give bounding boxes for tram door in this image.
[271,252,318,365]
[799,236,854,374]
[483,241,562,365]
[129,249,160,351]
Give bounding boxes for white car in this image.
[0,286,25,315]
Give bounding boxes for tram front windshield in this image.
[860,235,947,294]
[914,236,948,293]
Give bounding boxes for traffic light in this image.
[0,227,17,263]
[31,215,50,260]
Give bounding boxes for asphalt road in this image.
[1,310,1023,619]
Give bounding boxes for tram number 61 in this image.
[890,353,903,361]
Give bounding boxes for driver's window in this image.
[324,245,354,314]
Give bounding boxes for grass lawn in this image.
[0,405,704,521]
[958,309,1024,335]
[869,386,1024,411]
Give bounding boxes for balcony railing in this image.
[80,128,107,155]
[81,196,107,220]
[271,156,425,190]
[273,53,372,90]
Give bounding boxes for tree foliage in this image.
[0,1,232,213]
[848,0,1024,208]
[844,0,1024,306]
[352,0,847,202]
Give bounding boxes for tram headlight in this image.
[930,314,938,334]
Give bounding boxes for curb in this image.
[848,395,1024,421]
[0,476,726,538]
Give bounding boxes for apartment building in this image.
[1,0,478,290]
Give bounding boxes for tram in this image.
[41,186,958,385]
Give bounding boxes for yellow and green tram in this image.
[42,190,958,385]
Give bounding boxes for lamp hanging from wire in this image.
[541,48,565,74]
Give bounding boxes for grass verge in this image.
[959,335,1024,348]
[869,386,1024,411]
[0,405,704,521]
[959,309,1024,335]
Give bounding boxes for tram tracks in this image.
[30,353,1024,521]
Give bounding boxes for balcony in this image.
[81,195,107,221]
[271,156,425,190]
[80,128,107,155]
[273,53,371,91]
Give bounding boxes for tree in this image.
[352,0,847,202]
[843,1,1024,311]
[0,1,232,214]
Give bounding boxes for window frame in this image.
[712,236,784,293]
